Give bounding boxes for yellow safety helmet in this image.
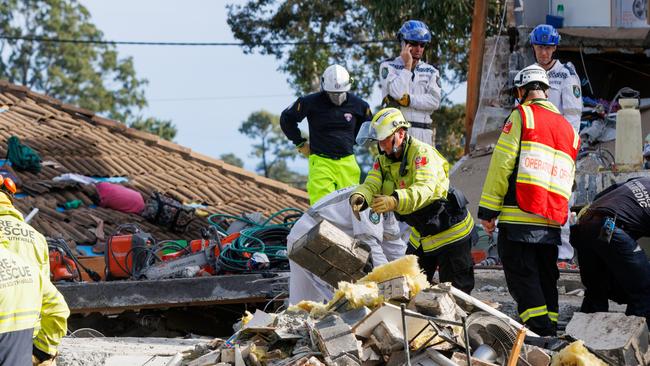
[356,108,411,145]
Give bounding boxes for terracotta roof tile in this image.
[0,81,308,244]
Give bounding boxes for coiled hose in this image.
[207,208,303,272]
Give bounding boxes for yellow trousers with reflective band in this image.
[409,211,475,252]
[307,154,360,205]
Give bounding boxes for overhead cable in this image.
[0,35,396,47]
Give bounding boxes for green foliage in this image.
[238,110,306,188]
[0,0,176,139]
[219,153,245,168]
[129,117,176,141]
[227,0,503,98]
[435,104,466,164]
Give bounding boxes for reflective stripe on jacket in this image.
[355,136,473,250]
[0,194,69,356]
[479,100,578,227]
[515,103,579,224]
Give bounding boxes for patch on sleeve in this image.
[381,67,389,79]
[414,156,428,169]
[502,120,513,134]
[373,161,380,170]
[573,85,581,98]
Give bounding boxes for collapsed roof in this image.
[0,80,309,245]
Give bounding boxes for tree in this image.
[227,0,503,98]
[219,153,244,168]
[0,0,176,139]
[129,117,176,141]
[238,110,306,188]
[435,104,466,164]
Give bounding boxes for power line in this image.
[0,35,396,47]
[148,94,294,102]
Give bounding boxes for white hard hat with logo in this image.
[321,64,351,92]
[513,64,550,89]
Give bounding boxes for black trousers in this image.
[497,226,559,336]
[406,236,475,294]
[570,217,650,326]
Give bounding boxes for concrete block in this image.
[526,346,551,366]
[321,240,368,275]
[371,321,404,355]
[289,220,370,285]
[289,238,331,276]
[339,307,371,327]
[320,266,349,288]
[314,314,361,363]
[378,276,410,302]
[361,347,382,365]
[221,348,235,363]
[306,219,355,254]
[187,349,221,366]
[410,286,458,320]
[565,312,650,366]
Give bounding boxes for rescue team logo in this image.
[415,156,428,169]
[381,67,389,79]
[0,256,34,286]
[502,120,513,134]
[344,113,353,122]
[399,180,406,189]
[369,210,381,224]
[373,161,380,170]
[573,85,581,98]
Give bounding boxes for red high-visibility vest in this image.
[515,103,580,224]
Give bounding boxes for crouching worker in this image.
[0,243,69,366]
[286,186,406,304]
[0,176,69,365]
[571,177,650,326]
[351,108,476,294]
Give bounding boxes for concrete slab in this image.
[57,337,207,366]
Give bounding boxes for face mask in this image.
[327,92,347,106]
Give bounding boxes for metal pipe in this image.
[401,303,411,366]
[449,286,540,337]
[24,208,39,223]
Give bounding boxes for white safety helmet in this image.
[513,64,550,89]
[321,64,351,92]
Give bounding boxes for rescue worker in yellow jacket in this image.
[0,176,69,364]
[351,108,476,293]
[478,65,579,336]
[0,243,67,366]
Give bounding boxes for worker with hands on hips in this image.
[379,20,441,146]
[351,108,476,294]
[280,64,372,205]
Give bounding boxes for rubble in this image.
[57,256,649,366]
[565,312,650,365]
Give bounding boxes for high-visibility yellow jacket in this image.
[478,99,579,242]
[355,136,475,252]
[0,243,67,363]
[0,193,69,356]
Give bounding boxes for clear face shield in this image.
[355,121,378,146]
[327,91,347,106]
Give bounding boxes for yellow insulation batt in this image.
[550,340,607,366]
[359,254,429,297]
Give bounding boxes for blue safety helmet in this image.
[397,20,431,43]
[530,24,560,46]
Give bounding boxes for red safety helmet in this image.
[0,175,17,195]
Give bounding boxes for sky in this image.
[81,0,466,174]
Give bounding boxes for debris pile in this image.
[169,255,645,366]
